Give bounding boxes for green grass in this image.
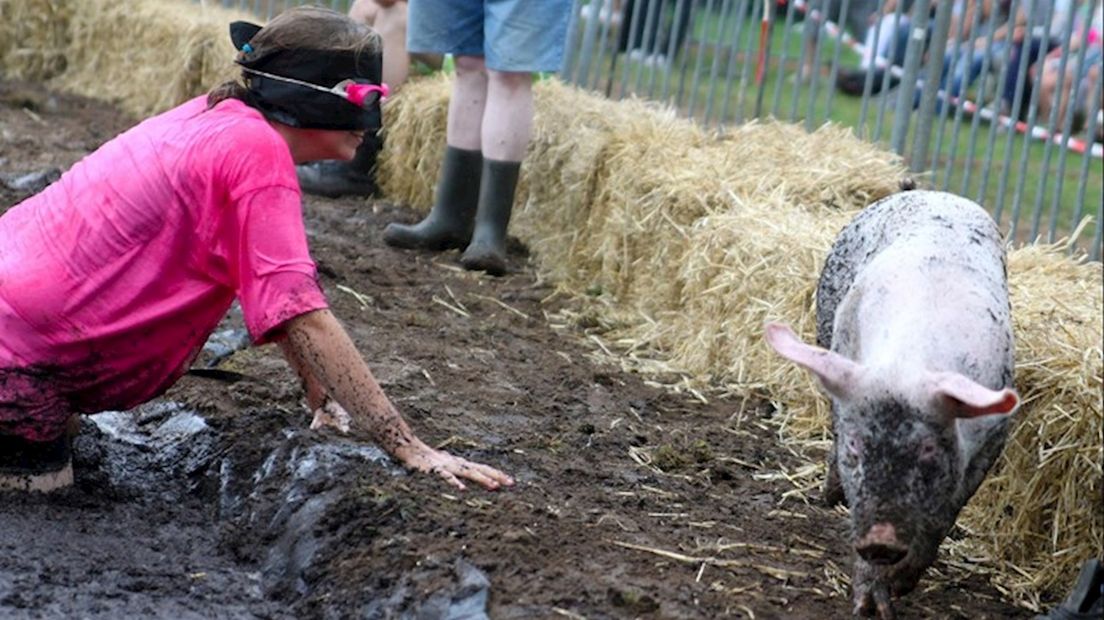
[570,4,1103,256]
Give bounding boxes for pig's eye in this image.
[918,437,938,461]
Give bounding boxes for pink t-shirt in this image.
[0,96,327,436]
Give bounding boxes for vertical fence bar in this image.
[890,0,930,158]
[873,0,908,143]
[666,0,693,107]
[704,0,737,126]
[930,1,973,186]
[769,0,799,118]
[978,0,1021,219]
[791,0,821,122]
[910,0,952,173]
[618,0,648,99]
[644,0,670,97]
[589,0,619,92]
[734,0,761,123]
[1029,7,1076,240]
[820,0,851,127]
[803,0,830,131]
[632,0,662,94]
[659,0,691,103]
[717,0,751,127]
[1015,6,1059,241]
[1073,71,1103,260]
[941,1,987,191]
[856,2,885,137]
[1045,19,1094,243]
[686,0,717,118]
[1001,6,1046,240]
[753,0,772,120]
[571,0,603,88]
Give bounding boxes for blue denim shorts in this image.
[407,0,573,73]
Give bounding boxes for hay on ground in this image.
[381,76,1101,605]
[6,6,1099,605]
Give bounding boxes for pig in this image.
[765,190,1020,619]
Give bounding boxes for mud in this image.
[0,79,1036,619]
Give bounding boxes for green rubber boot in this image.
[459,159,521,277]
[383,146,483,251]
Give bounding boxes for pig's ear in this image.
[929,372,1020,418]
[764,322,862,399]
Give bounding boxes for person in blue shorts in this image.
[381,0,573,276]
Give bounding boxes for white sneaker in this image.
[578,3,618,26]
[643,53,669,69]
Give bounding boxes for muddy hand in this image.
[397,443,514,491]
[310,399,352,433]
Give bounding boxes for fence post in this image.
[890,0,931,158]
[909,0,953,173]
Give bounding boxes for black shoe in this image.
[1035,559,1103,620]
[297,130,382,199]
[836,68,868,96]
[296,161,378,198]
[0,433,74,492]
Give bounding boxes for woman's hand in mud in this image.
[394,441,515,491]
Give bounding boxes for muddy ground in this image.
[0,80,1037,619]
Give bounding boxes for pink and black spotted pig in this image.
[766,190,1020,619]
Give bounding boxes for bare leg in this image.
[482,69,534,162]
[447,55,489,151]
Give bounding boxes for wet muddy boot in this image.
[383,146,482,250]
[296,130,382,198]
[0,433,74,493]
[460,159,520,277]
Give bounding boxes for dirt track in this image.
[0,80,1034,619]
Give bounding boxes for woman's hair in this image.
[207,6,380,108]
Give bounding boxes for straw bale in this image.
[0,0,74,81]
[51,0,249,117]
[955,244,1103,605]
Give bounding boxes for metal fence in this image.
[211,0,1102,259]
[563,0,1104,259]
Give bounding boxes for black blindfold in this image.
[229,20,386,131]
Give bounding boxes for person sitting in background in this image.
[0,7,512,494]
[899,0,999,109]
[297,0,442,198]
[1032,0,1102,136]
[835,0,919,95]
[800,0,884,82]
[995,0,1073,118]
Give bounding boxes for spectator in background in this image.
[800,0,884,82]
[897,0,999,109]
[617,0,694,69]
[382,0,573,276]
[297,0,442,199]
[996,0,1074,119]
[835,0,921,95]
[1032,0,1102,136]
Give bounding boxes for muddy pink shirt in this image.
[0,96,327,432]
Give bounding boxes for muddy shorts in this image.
[0,369,73,442]
[407,0,573,72]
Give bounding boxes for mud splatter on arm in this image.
[283,309,419,455]
[282,309,515,491]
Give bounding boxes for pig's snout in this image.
[855,523,908,565]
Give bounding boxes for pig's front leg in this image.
[823,444,846,507]
[852,558,896,619]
